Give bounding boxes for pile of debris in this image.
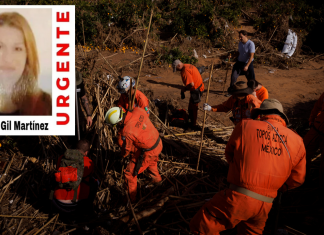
[0,117,233,235]
[0,47,235,234]
[0,51,322,234]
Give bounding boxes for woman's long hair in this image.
[0,12,39,111]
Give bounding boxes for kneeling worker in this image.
[51,139,98,216]
[248,80,269,102]
[117,76,150,116]
[203,81,261,125]
[190,99,306,235]
[105,106,162,202]
[303,92,324,174]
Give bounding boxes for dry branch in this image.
[197,64,213,170]
[119,28,146,48]
[126,189,143,234]
[33,214,59,235]
[120,187,174,224]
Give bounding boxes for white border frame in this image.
[0,5,75,136]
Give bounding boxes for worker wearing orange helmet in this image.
[303,92,324,174]
[203,81,261,125]
[190,99,306,235]
[105,106,162,202]
[173,59,204,130]
[117,76,150,116]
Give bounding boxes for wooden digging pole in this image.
[129,77,133,111]
[130,7,154,110]
[196,64,214,171]
[222,54,231,95]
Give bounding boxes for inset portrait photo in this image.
[0,5,75,136]
[0,8,52,115]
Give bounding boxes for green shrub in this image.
[156,47,198,65]
[254,0,323,34]
[2,0,323,50]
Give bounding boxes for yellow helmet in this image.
[105,107,124,125]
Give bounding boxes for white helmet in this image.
[105,107,124,125]
[117,76,135,94]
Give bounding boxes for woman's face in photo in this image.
[0,25,27,90]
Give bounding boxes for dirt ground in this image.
[74,48,324,234]
[82,48,324,127]
[0,46,322,235]
[77,11,324,127]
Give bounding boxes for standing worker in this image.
[172,59,204,130]
[76,69,93,133]
[105,107,162,202]
[190,99,306,235]
[303,92,324,175]
[248,80,269,102]
[117,76,150,116]
[203,81,261,125]
[228,30,256,95]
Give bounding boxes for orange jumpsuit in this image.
[181,64,205,126]
[118,107,162,202]
[190,115,306,235]
[255,86,269,102]
[54,155,94,201]
[303,92,324,166]
[117,90,150,116]
[211,94,261,125]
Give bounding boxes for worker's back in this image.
[120,107,159,150]
[255,86,269,102]
[118,90,149,115]
[181,64,204,92]
[225,117,306,198]
[54,154,93,202]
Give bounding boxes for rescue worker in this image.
[52,139,98,216]
[203,81,261,125]
[303,92,324,174]
[76,69,93,138]
[248,80,269,102]
[172,59,204,130]
[117,76,150,116]
[190,99,306,235]
[105,106,162,202]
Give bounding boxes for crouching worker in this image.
[117,76,150,116]
[247,79,269,102]
[50,139,98,217]
[173,59,205,130]
[303,92,324,176]
[105,107,162,202]
[190,99,306,235]
[203,81,261,125]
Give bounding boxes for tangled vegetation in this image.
[5,0,323,45]
[4,0,324,66]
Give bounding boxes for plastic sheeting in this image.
[282,29,298,58]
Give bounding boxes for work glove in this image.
[203,103,212,111]
[181,91,185,99]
